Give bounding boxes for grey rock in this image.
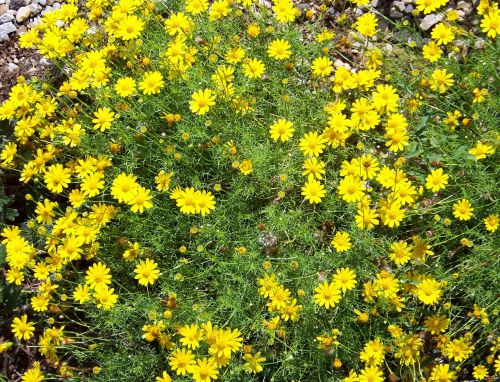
[334,59,350,69]
[15,5,30,22]
[0,20,15,33]
[40,6,51,15]
[0,3,8,15]
[403,0,413,4]
[27,15,41,28]
[46,0,53,4]
[474,38,485,49]
[33,0,47,4]
[0,11,14,21]
[16,24,26,33]
[394,1,406,12]
[404,4,414,13]
[28,3,41,15]
[40,57,51,66]
[0,0,6,5]
[370,0,380,7]
[0,31,9,41]
[420,13,443,31]
[9,0,24,10]
[390,8,404,19]
[7,62,18,72]
[456,1,472,14]
[52,1,60,8]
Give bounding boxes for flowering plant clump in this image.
[0,0,499,381]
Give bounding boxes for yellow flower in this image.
[431,23,455,45]
[314,281,341,308]
[239,159,253,175]
[164,12,192,36]
[73,284,91,304]
[156,371,172,382]
[243,352,266,374]
[35,199,58,225]
[338,176,366,203]
[85,262,112,288]
[11,315,35,340]
[355,13,378,37]
[468,142,494,160]
[139,71,165,95]
[21,362,44,382]
[430,364,456,381]
[247,23,261,37]
[416,278,442,305]
[425,168,449,192]
[270,119,294,142]
[331,231,352,253]
[188,358,218,382]
[472,365,488,380]
[242,58,265,79]
[311,56,333,77]
[179,323,203,349]
[189,89,216,115]
[424,314,449,334]
[92,107,114,132]
[129,186,153,214]
[430,68,454,93]
[44,164,72,194]
[299,131,326,157]
[115,77,136,97]
[117,15,145,40]
[301,178,326,204]
[333,267,357,292]
[484,214,499,232]
[481,10,500,38]
[267,39,292,60]
[452,198,474,221]
[93,285,118,310]
[169,348,196,375]
[422,41,442,62]
[185,0,209,15]
[134,258,160,286]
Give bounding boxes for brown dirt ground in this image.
[0,36,46,103]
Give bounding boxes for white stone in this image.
[0,11,14,21]
[420,13,443,31]
[457,1,472,14]
[7,62,19,72]
[28,3,41,15]
[0,20,15,33]
[15,5,31,22]
[394,1,406,12]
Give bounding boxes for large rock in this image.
[0,20,15,41]
[0,20,15,33]
[456,1,472,14]
[28,2,41,15]
[420,13,443,31]
[15,4,31,22]
[393,1,406,12]
[7,62,19,72]
[0,11,14,21]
